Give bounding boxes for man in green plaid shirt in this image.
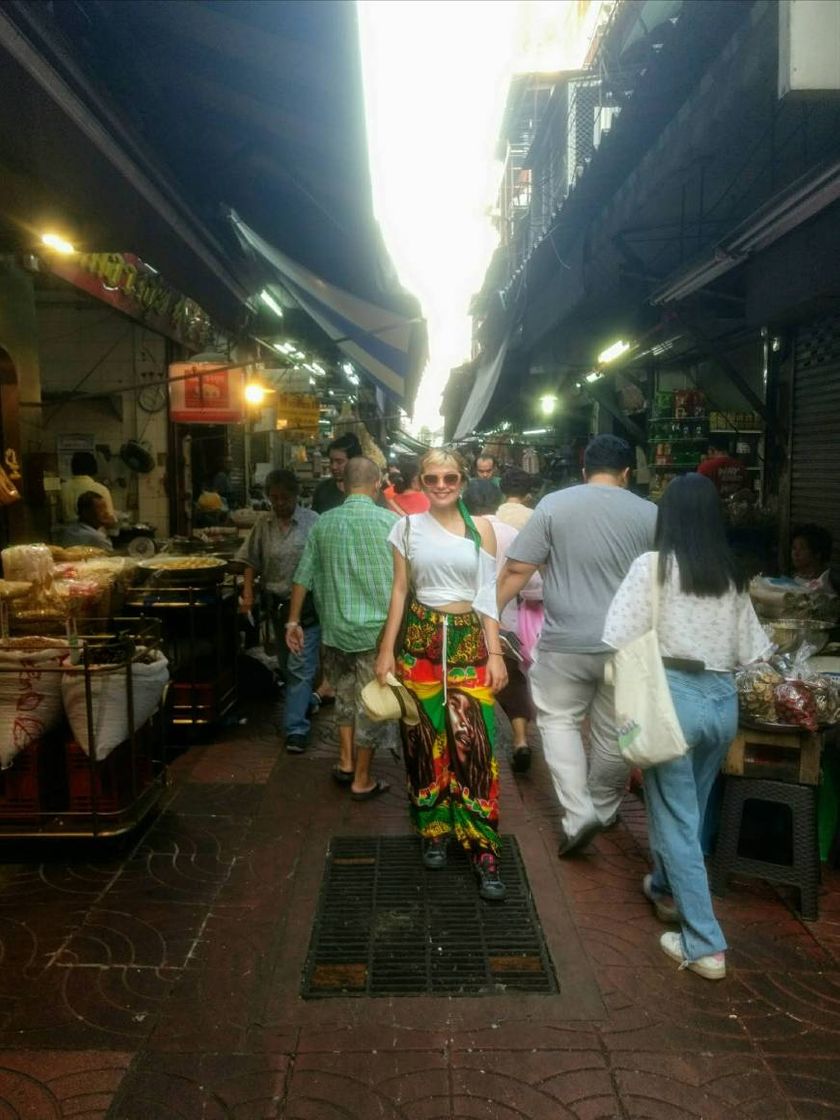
[287,457,398,799]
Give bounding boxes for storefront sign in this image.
[169,361,245,424]
[47,252,225,351]
[275,393,320,435]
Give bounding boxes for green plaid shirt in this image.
[293,495,398,652]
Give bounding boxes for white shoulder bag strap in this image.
[650,551,661,637]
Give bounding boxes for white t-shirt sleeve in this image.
[387,515,410,557]
[736,592,773,666]
[603,553,654,649]
[473,548,499,621]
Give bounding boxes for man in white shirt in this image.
[60,452,115,525]
[497,435,657,855]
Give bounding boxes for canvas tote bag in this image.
[605,553,689,769]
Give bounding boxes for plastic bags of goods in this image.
[1,544,54,585]
[736,661,782,724]
[749,576,838,622]
[736,651,840,731]
[774,680,819,731]
[61,648,169,760]
[0,638,69,768]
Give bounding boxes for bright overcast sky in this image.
[358,1,522,435]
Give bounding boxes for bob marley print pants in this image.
[397,600,500,856]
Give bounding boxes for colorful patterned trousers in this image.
[397,600,500,856]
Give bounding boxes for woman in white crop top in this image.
[603,473,770,981]
[375,448,509,901]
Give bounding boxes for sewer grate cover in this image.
[301,835,558,998]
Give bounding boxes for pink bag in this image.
[517,599,544,666]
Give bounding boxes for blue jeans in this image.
[645,669,737,960]
[283,624,320,737]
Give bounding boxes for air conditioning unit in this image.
[566,79,601,193]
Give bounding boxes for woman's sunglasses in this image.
[421,472,461,488]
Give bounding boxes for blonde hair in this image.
[419,448,468,481]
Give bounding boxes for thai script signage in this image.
[47,252,224,350]
[275,393,320,434]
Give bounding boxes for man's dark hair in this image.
[583,434,633,476]
[462,479,502,516]
[500,468,533,499]
[71,451,98,476]
[476,452,496,466]
[328,433,363,459]
[655,473,746,596]
[77,490,104,523]
[792,523,833,567]
[264,468,299,494]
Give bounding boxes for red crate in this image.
[0,732,66,820]
[66,719,157,815]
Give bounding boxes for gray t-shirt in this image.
[506,482,657,653]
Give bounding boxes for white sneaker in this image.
[642,874,679,922]
[660,931,726,980]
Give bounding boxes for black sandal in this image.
[331,765,354,786]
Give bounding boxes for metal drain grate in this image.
[301,836,558,998]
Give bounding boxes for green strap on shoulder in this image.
[457,498,481,552]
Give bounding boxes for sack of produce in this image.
[0,638,69,768]
[62,648,169,760]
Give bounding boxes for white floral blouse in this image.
[603,552,772,672]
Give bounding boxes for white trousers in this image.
[529,649,630,836]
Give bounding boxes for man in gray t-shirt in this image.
[498,435,657,854]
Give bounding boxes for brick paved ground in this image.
[0,701,838,1118]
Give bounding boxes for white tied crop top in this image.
[388,513,499,620]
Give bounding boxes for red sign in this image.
[169,361,245,424]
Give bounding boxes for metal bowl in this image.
[767,618,833,655]
[137,556,227,586]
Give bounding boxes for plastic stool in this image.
[710,775,820,920]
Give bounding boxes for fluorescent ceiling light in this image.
[523,428,549,435]
[597,340,630,364]
[259,290,284,317]
[585,371,603,383]
[41,232,76,254]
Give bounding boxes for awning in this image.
[453,338,510,441]
[652,156,840,304]
[231,213,425,402]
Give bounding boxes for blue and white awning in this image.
[231,212,425,401]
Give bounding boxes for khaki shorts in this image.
[321,646,391,751]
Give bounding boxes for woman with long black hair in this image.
[603,473,769,979]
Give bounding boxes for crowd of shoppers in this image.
[235,433,768,976]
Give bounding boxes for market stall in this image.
[0,546,168,839]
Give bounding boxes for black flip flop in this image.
[331,766,354,786]
[350,779,391,801]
